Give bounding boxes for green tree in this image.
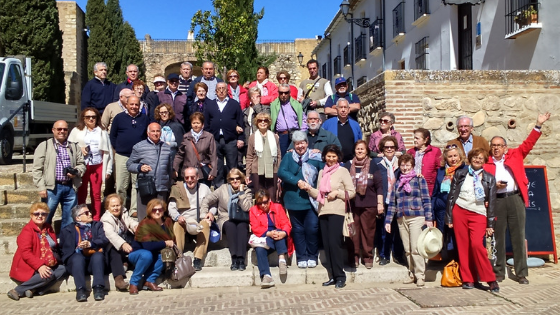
[85,0,113,81]
[0,0,65,102]
[106,0,124,83]
[190,0,273,83]
[121,22,145,81]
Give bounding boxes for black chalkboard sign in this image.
[505,166,557,263]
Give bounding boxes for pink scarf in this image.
[397,170,417,193]
[317,163,340,205]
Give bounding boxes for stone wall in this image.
[56,1,86,106]
[355,70,560,252]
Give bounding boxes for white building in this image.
[313,0,558,90]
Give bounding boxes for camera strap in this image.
[52,138,74,168]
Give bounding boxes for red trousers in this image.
[452,204,496,283]
[78,163,103,221]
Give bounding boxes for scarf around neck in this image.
[317,163,340,205]
[135,217,174,243]
[255,130,277,160]
[292,149,321,210]
[468,166,486,202]
[227,184,242,219]
[441,163,461,193]
[397,170,417,193]
[350,157,371,195]
[256,79,269,96]
[191,129,203,143]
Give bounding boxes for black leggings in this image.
[222,220,249,261]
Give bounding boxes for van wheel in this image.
[0,130,14,165]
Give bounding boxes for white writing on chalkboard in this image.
[527,181,539,210]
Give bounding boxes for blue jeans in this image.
[288,208,319,262]
[255,237,288,278]
[375,215,404,260]
[128,250,163,286]
[278,133,290,158]
[43,183,77,229]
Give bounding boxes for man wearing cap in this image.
[178,62,195,95]
[145,74,167,121]
[187,61,224,102]
[81,62,115,114]
[168,167,213,271]
[298,59,333,121]
[324,77,361,121]
[158,73,188,126]
[113,64,149,102]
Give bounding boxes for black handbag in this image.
[137,174,157,197]
[227,187,249,222]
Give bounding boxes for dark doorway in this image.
[458,4,473,70]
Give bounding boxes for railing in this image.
[505,1,539,36]
[333,56,342,75]
[357,76,367,87]
[414,0,430,21]
[369,18,384,51]
[415,36,429,70]
[138,39,295,55]
[393,2,405,38]
[355,33,367,63]
[343,45,351,66]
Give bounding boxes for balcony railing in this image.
[414,0,430,21]
[505,1,540,37]
[369,18,384,52]
[355,34,367,63]
[393,2,405,38]
[415,36,429,70]
[343,45,351,66]
[333,56,342,75]
[357,76,367,87]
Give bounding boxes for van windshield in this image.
[0,63,4,87]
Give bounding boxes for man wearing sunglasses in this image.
[33,120,86,229]
[81,62,115,115]
[446,115,490,157]
[270,84,307,157]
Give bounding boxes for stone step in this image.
[0,219,29,236]
[0,172,35,190]
[0,204,32,220]
[0,189,41,205]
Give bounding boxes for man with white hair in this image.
[321,98,362,162]
[446,115,489,157]
[81,62,115,114]
[288,110,341,153]
[178,62,195,95]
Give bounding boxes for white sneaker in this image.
[297,261,308,268]
[307,260,317,268]
[261,275,275,288]
[279,260,288,275]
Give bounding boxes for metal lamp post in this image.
[340,0,370,89]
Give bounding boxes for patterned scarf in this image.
[397,170,417,193]
[227,184,242,219]
[135,217,175,243]
[350,157,371,195]
[161,125,175,144]
[39,228,57,267]
[292,149,321,210]
[317,163,340,205]
[191,129,203,143]
[440,163,461,193]
[382,156,399,203]
[468,166,486,202]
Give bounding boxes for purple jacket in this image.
[158,89,188,124]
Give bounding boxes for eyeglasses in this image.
[84,115,96,120]
[278,77,287,80]
[55,128,68,132]
[445,144,458,149]
[78,210,91,217]
[379,119,392,124]
[279,91,290,95]
[152,207,164,213]
[184,176,197,180]
[229,75,238,78]
[32,212,48,217]
[491,144,505,148]
[229,177,241,181]
[257,119,269,123]
[383,145,396,150]
[159,111,169,115]
[258,200,269,205]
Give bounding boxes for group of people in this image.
[10,58,550,301]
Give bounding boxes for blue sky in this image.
[66,0,343,40]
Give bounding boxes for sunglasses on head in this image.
[446,144,458,149]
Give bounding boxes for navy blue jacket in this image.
[81,78,115,113]
[110,112,150,156]
[431,163,467,217]
[203,98,244,143]
[373,157,402,204]
[113,80,149,102]
[145,90,160,121]
[186,76,224,102]
[60,221,109,264]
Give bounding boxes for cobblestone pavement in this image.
[1,263,559,315]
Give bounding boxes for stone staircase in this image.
[0,172,40,237]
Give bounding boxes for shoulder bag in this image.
[301,77,321,113]
[137,144,162,197]
[342,191,356,238]
[190,140,212,181]
[170,245,196,281]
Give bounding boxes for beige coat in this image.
[100,208,138,251]
[245,131,282,178]
[200,184,253,232]
[32,138,86,191]
[309,167,356,216]
[100,101,124,133]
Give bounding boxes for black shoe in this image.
[93,285,105,301]
[238,258,246,271]
[488,281,500,292]
[335,280,346,289]
[193,258,202,271]
[379,258,390,266]
[322,279,336,286]
[76,287,87,302]
[230,258,239,271]
[517,277,529,284]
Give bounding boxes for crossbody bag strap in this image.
[190,140,202,163]
[304,77,321,99]
[279,103,299,129]
[196,182,200,223]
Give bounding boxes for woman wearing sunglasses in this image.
[7,202,67,301]
[200,168,253,271]
[69,107,113,221]
[368,112,406,157]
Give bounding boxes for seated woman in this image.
[200,168,253,271]
[384,154,433,287]
[7,202,67,301]
[305,144,355,289]
[249,189,292,288]
[128,199,175,295]
[100,194,138,291]
[60,204,109,302]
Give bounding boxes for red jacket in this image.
[407,145,442,196]
[249,80,278,106]
[227,84,249,110]
[10,221,59,282]
[483,129,541,206]
[250,202,294,255]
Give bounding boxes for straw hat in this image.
[417,227,443,259]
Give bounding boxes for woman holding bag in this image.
[200,168,253,271]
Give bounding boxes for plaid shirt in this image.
[55,140,72,181]
[385,176,432,223]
